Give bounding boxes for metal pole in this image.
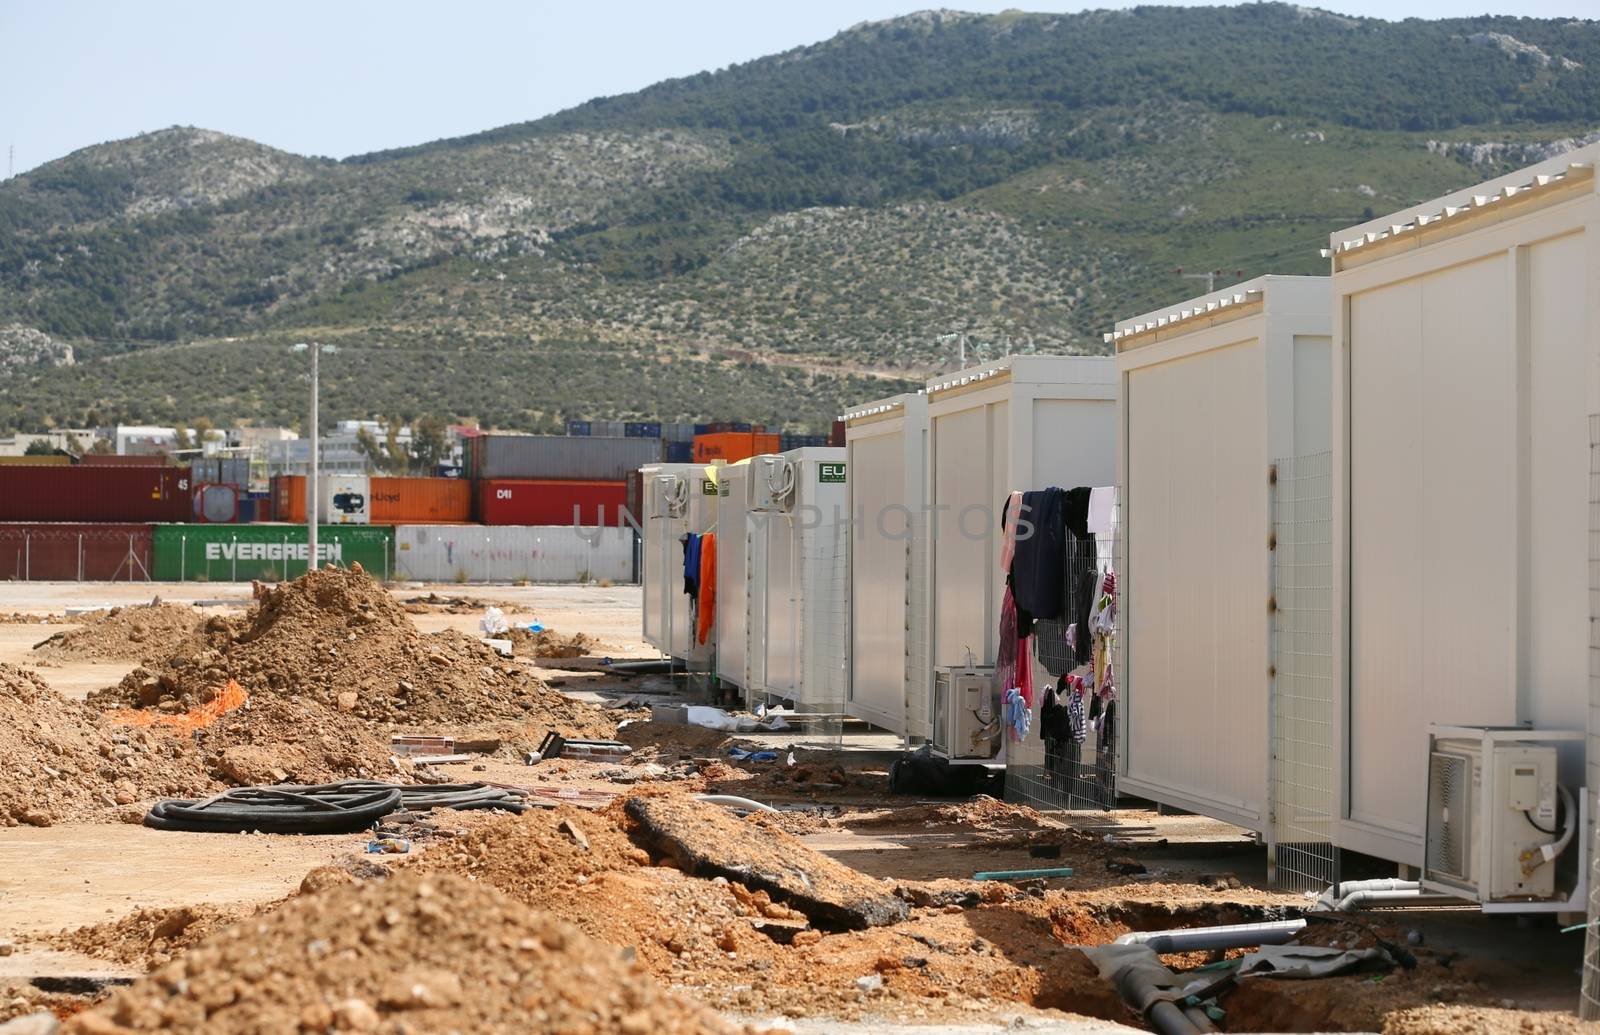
[23,531,28,581]
[77,533,83,582]
[309,344,319,573]
[181,535,186,583]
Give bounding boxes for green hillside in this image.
[1,4,1597,432]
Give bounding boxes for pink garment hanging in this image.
[1017,632,1034,708]
[995,585,1019,695]
[1000,490,1023,574]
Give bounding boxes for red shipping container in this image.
[0,466,191,523]
[829,419,845,447]
[0,523,155,580]
[476,479,628,526]
[79,454,170,466]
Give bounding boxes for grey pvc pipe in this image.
[694,794,780,814]
[1113,918,1306,954]
[1334,888,1429,912]
[1316,878,1418,910]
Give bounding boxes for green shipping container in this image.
[151,524,394,582]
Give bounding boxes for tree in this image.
[24,439,55,456]
[173,423,193,451]
[410,415,450,474]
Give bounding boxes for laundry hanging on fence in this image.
[682,532,703,626]
[696,532,717,645]
[1000,490,1024,574]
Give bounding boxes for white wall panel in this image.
[848,430,909,728]
[1349,254,1514,839]
[1527,233,1590,733]
[1125,340,1269,823]
[395,525,634,584]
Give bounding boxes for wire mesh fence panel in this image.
[1007,520,1120,813]
[1582,415,1600,1021]
[0,526,154,582]
[1268,451,1339,894]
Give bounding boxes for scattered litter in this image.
[528,730,632,764]
[682,705,789,732]
[365,836,411,854]
[727,747,779,763]
[390,735,454,757]
[479,606,509,636]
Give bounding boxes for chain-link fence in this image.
[0,526,153,581]
[1007,520,1120,812]
[1267,451,1340,894]
[1580,416,1600,1020]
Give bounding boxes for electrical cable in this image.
[144,781,528,834]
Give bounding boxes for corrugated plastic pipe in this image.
[694,794,779,814]
[1112,918,1306,954]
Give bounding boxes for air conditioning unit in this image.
[1423,726,1581,907]
[650,474,688,518]
[749,456,792,512]
[931,664,999,763]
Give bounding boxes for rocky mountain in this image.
[1,4,1597,432]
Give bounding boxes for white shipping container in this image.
[640,463,719,661]
[1111,275,1331,832]
[925,356,1116,761]
[1330,146,1599,868]
[320,475,370,525]
[393,525,635,583]
[842,392,929,736]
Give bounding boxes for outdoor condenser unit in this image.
[931,663,998,764]
[650,473,689,518]
[748,455,792,513]
[1422,726,1586,910]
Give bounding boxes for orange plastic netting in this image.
[108,679,248,732]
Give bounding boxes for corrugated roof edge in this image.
[1106,274,1329,345]
[839,389,922,423]
[924,355,1113,396]
[1324,141,1600,257]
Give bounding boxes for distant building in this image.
[115,425,178,456]
[0,428,100,456]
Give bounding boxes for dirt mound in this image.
[32,602,203,662]
[508,626,596,659]
[196,696,401,784]
[616,720,732,759]
[90,567,615,737]
[401,592,521,615]
[66,871,743,1035]
[45,903,244,970]
[1382,1006,1587,1034]
[0,663,215,826]
[0,612,62,624]
[416,798,1128,1024]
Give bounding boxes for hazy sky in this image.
[4,0,1596,175]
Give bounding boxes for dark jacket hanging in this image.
[1010,486,1067,626]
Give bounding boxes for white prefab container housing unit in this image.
[640,463,719,662]
[715,460,764,695]
[925,357,1116,760]
[1111,276,1332,832]
[748,448,849,711]
[1330,145,1599,874]
[842,392,929,736]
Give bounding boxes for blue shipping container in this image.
[694,423,713,435]
[625,422,663,439]
[665,441,693,462]
[567,420,592,437]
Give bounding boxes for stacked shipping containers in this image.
[467,434,659,526]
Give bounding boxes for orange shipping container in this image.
[692,432,779,464]
[272,475,307,523]
[369,477,471,523]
